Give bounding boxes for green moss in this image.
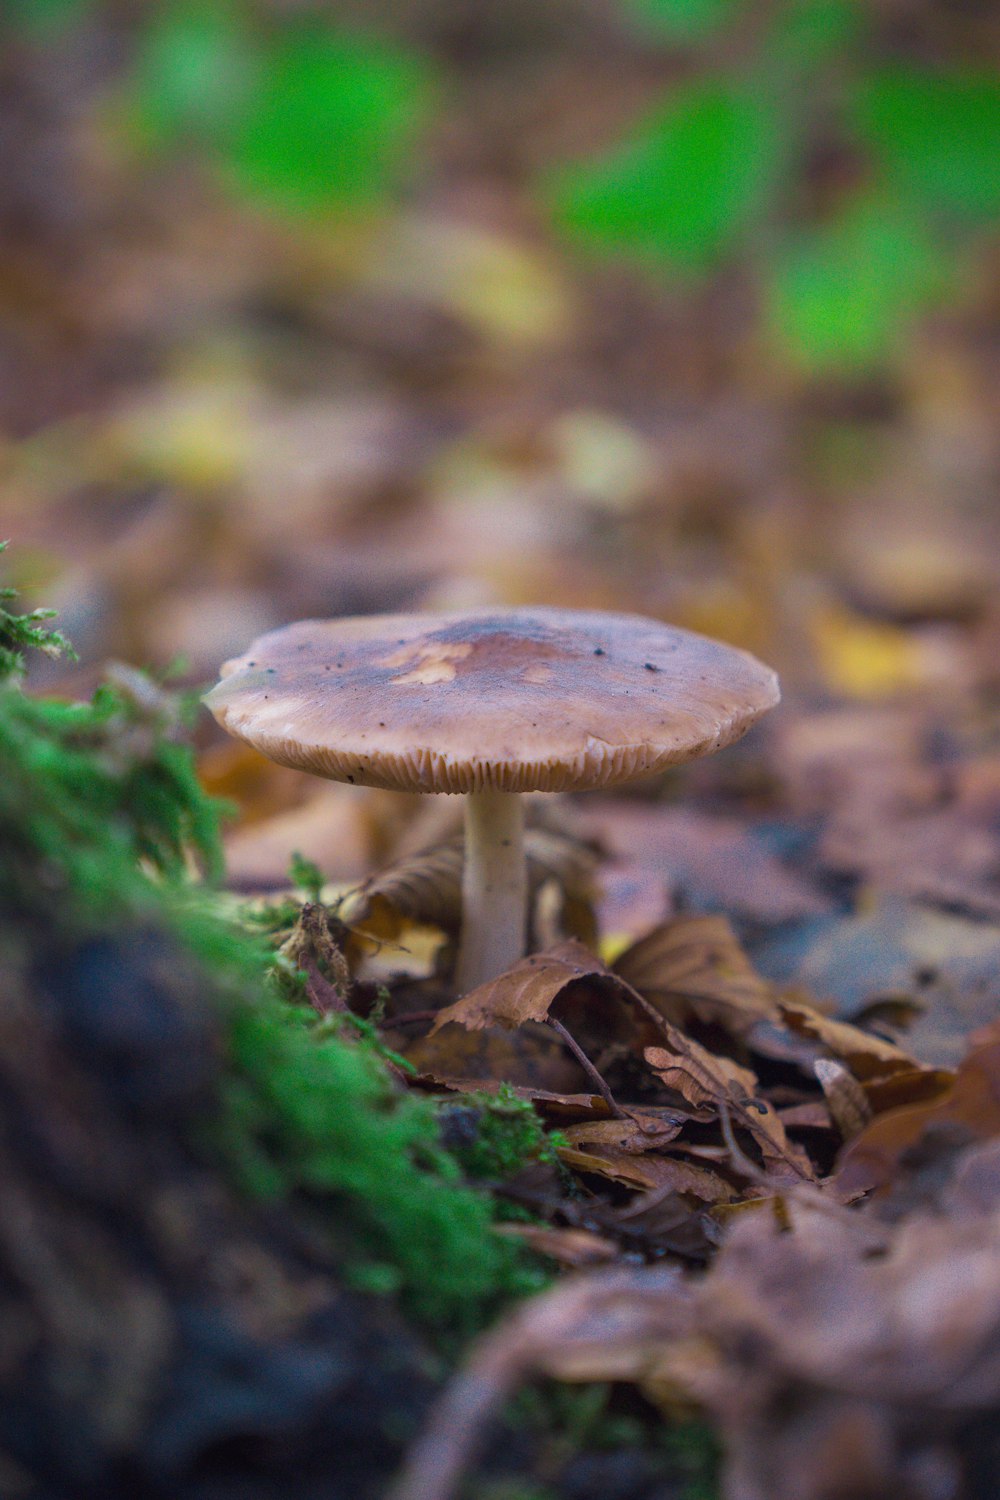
[213,1000,548,1334]
[439,1085,565,1183]
[0,675,227,926]
[0,539,76,682]
[0,547,546,1342]
[288,849,325,902]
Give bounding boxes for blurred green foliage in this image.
[121,5,435,216]
[126,1,258,153]
[854,67,1000,220]
[3,0,88,36]
[5,0,998,373]
[225,28,433,214]
[626,0,741,43]
[552,0,1000,372]
[553,83,779,274]
[771,196,947,369]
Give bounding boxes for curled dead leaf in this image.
[493,1224,620,1267]
[779,998,919,1081]
[613,914,781,1034]
[430,939,629,1034]
[814,1058,872,1141]
[560,1111,684,1154]
[836,1021,1000,1195]
[345,824,598,952]
[557,1144,736,1199]
[644,1033,813,1183]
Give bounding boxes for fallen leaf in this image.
[643,1038,758,1116]
[573,1145,736,1203]
[614,914,782,1034]
[431,940,630,1034]
[775,1101,832,1131]
[399,1022,585,1095]
[644,1033,812,1182]
[813,1058,872,1140]
[560,1111,685,1154]
[493,1224,620,1267]
[778,998,919,1081]
[346,828,598,950]
[558,1145,737,1200]
[836,1021,1000,1195]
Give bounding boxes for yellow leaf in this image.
[810,602,927,699]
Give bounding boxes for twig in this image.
[547,1016,624,1118]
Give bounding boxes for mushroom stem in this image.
[456,788,528,993]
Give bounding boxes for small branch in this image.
[547,1016,624,1118]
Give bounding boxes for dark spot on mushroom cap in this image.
[594,647,605,656]
[644,662,659,672]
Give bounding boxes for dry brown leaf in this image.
[813,1058,872,1141]
[558,1145,735,1199]
[645,1034,813,1181]
[644,1038,758,1114]
[408,1075,616,1123]
[836,1020,1000,1195]
[493,1224,620,1267]
[562,1146,736,1204]
[778,998,919,1081]
[613,914,781,1034]
[777,1101,833,1131]
[560,1111,684,1154]
[430,940,628,1034]
[346,828,598,949]
[558,1145,684,1193]
[862,1065,953,1116]
[399,1022,584,1095]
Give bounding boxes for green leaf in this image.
[854,66,1000,219]
[225,27,435,216]
[550,81,780,274]
[770,195,948,371]
[127,1,258,152]
[624,0,743,42]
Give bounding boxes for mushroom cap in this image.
[204,607,780,795]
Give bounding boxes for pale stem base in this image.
[455,789,528,993]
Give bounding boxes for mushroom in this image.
[204,607,779,991]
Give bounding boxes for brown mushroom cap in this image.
[204,607,780,795]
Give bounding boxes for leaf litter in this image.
[213,696,1000,1500]
[256,752,999,1500]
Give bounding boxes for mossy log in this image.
[0,921,432,1500]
